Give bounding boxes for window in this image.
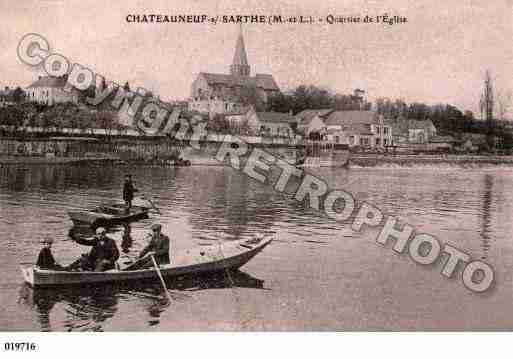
[335,136,340,144]
[349,136,355,145]
[384,138,388,146]
[384,127,389,134]
[375,138,381,146]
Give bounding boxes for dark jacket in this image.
[75,236,120,269]
[123,180,138,201]
[139,234,170,265]
[36,247,62,270]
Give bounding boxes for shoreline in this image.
[349,154,513,167]
[3,153,513,167]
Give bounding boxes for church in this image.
[188,28,280,115]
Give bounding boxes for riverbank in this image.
[0,155,122,165]
[4,152,513,168]
[350,154,513,167]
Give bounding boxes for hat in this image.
[42,238,54,244]
[151,223,162,231]
[96,227,107,235]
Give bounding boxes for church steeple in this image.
[230,26,250,77]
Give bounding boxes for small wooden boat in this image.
[21,236,273,287]
[68,204,149,228]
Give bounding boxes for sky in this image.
[1,0,512,117]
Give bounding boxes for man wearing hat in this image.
[36,238,64,270]
[138,223,170,267]
[71,227,120,271]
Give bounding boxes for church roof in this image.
[324,111,379,126]
[199,72,279,91]
[232,31,249,67]
[27,76,68,89]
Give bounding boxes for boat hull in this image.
[21,237,272,287]
[68,205,149,227]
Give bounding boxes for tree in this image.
[480,70,495,147]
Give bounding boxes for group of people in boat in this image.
[35,173,170,272]
[36,223,170,272]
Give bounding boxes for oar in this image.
[140,195,162,215]
[150,253,172,303]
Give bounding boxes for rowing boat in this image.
[68,204,149,227]
[21,236,273,287]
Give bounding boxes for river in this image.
[1,163,513,330]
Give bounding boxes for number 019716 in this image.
[4,342,37,351]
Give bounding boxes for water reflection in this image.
[480,174,493,260]
[121,224,133,253]
[17,270,266,331]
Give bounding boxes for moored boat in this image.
[21,235,273,287]
[68,204,149,228]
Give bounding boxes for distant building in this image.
[323,111,392,148]
[390,119,437,144]
[189,28,280,115]
[225,108,296,137]
[295,109,334,136]
[249,111,296,138]
[26,75,79,105]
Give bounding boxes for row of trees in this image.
[267,85,370,114]
[0,102,123,137]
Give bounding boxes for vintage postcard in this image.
[1,0,513,347]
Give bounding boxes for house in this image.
[26,75,79,105]
[295,109,334,137]
[455,133,489,152]
[224,107,256,132]
[323,111,393,148]
[390,119,437,144]
[247,111,296,138]
[189,28,280,115]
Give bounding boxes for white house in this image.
[26,76,79,106]
[323,111,392,148]
[295,109,334,138]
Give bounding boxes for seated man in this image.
[70,227,120,271]
[36,238,65,270]
[129,224,170,270]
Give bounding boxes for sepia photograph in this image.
[1,0,513,351]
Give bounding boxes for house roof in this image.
[27,76,68,89]
[199,72,279,91]
[324,111,379,126]
[390,119,435,135]
[256,112,295,124]
[295,109,334,124]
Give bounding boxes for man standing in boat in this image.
[137,223,170,267]
[123,174,138,212]
[70,227,120,271]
